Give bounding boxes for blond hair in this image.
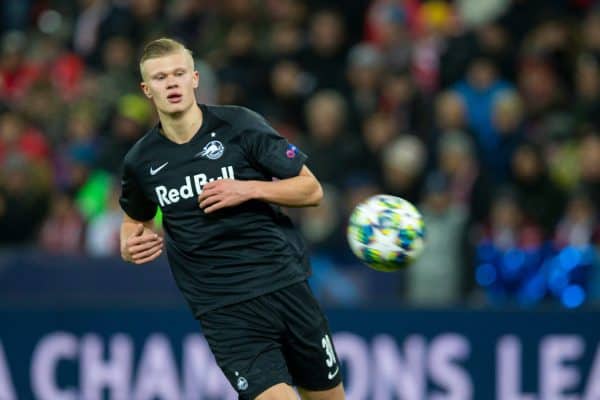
[139,38,194,78]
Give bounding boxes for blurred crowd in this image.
[1,0,600,308]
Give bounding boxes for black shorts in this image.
[199,281,342,400]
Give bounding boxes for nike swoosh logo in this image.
[327,366,339,380]
[150,162,168,175]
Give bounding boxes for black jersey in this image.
[119,104,310,316]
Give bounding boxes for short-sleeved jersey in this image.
[119,105,310,317]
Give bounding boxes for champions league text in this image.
[3,332,600,400]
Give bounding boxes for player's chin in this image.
[161,100,189,114]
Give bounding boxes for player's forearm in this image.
[251,175,323,207]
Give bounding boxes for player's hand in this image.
[198,180,254,213]
[124,224,163,264]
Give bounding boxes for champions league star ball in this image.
[347,194,425,272]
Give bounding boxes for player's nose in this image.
[165,76,178,88]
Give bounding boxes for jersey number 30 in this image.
[321,334,337,367]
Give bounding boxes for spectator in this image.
[436,130,492,225]
[95,36,139,120]
[359,112,398,180]
[554,189,600,249]
[379,70,430,140]
[581,9,600,54]
[488,91,525,182]
[72,0,111,61]
[474,188,549,306]
[167,0,212,47]
[267,21,304,61]
[548,189,598,308]
[574,53,600,130]
[215,22,265,109]
[0,154,50,246]
[430,90,471,158]
[578,132,600,207]
[299,184,344,251]
[381,134,426,204]
[517,56,567,142]
[407,171,467,305]
[345,43,384,125]
[53,106,100,191]
[303,90,361,188]
[509,141,566,237]
[97,93,152,173]
[434,91,467,133]
[364,0,417,70]
[0,31,41,102]
[0,110,50,164]
[453,56,514,157]
[95,0,168,58]
[411,0,454,94]
[260,59,312,130]
[39,191,85,254]
[299,9,347,91]
[85,183,123,256]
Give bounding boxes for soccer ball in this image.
[347,194,425,272]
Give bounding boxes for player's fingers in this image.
[197,192,209,203]
[197,189,213,202]
[202,180,222,191]
[204,181,227,195]
[133,248,162,264]
[197,184,221,200]
[199,197,221,210]
[129,238,163,254]
[198,193,221,209]
[127,238,160,252]
[201,182,215,191]
[127,233,160,247]
[131,243,163,261]
[203,199,226,214]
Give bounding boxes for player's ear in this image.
[192,70,199,89]
[140,82,152,99]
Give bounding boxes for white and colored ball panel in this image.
[347,195,425,272]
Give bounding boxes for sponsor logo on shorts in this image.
[235,371,248,391]
[237,377,248,391]
[328,366,339,380]
[322,334,339,380]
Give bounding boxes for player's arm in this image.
[120,213,163,264]
[198,165,323,213]
[252,165,323,207]
[119,154,163,264]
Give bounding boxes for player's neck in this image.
[159,103,203,144]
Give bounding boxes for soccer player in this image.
[119,38,345,400]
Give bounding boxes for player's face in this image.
[140,51,199,115]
